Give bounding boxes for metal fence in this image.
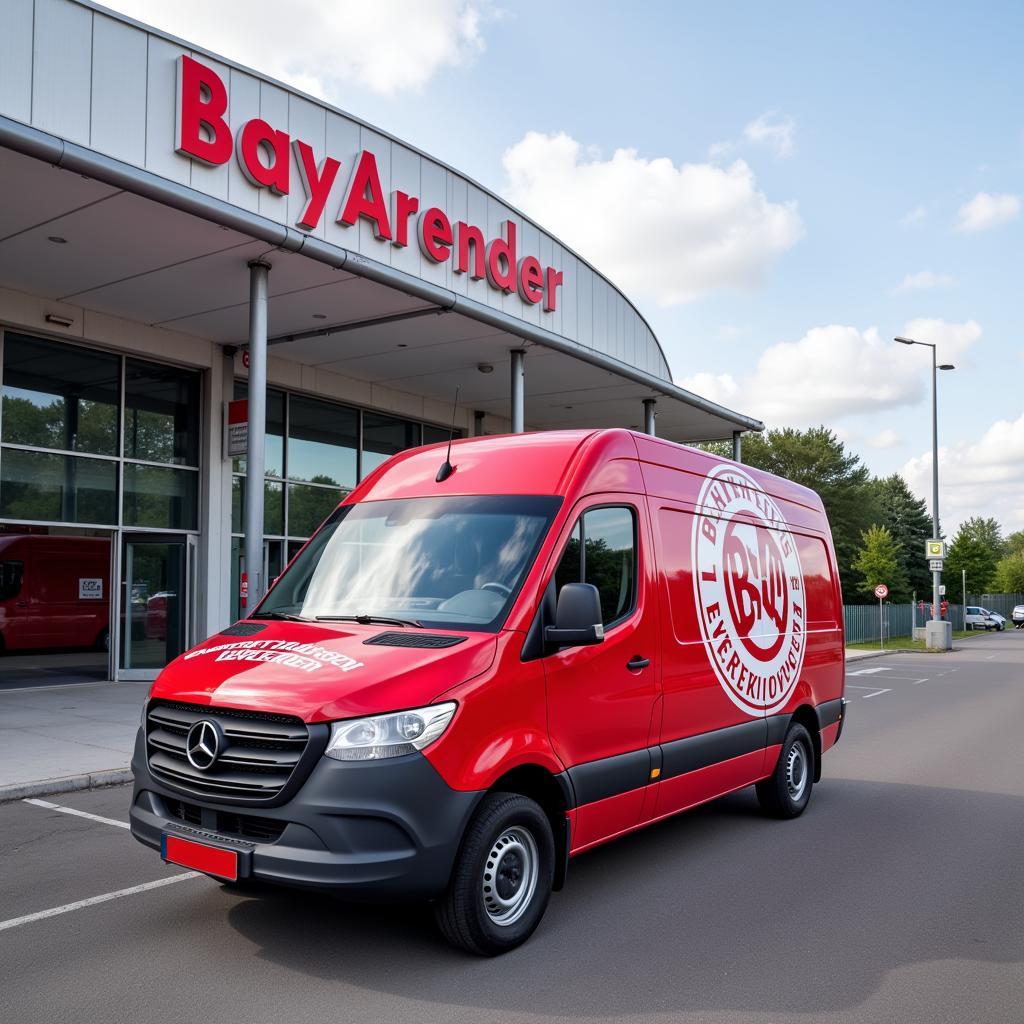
[966,593,1024,618]
[843,593,1024,643]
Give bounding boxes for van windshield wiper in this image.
[315,614,424,628]
[251,611,315,622]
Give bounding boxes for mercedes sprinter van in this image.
[130,429,847,954]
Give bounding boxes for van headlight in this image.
[324,702,457,761]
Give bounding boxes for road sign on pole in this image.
[874,584,888,649]
[929,558,944,572]
[925,539,946,559]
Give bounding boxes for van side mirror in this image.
[544,582,605,648]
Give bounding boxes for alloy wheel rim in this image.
[481,825,539,927]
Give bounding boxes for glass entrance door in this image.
[118,534,189,679]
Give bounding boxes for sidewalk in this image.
[0,680,147,802]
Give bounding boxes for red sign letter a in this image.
[338,151,393,241]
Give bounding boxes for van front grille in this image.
[146,700,315,803]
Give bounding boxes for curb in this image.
[0,767,133,805]
[845,649,902,662]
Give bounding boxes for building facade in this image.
[0,0,761,683]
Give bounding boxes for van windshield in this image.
[256,495,561,632]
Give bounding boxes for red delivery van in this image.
[0,535,110,653]
[130,430,846,954]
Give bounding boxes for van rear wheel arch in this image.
[787,705,822,783]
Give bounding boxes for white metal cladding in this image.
[0,0,671,383]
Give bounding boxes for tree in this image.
[1004,530,1024,558]
[740,427,880,594]
[945,518,1001,602]
[958,516,1006,560]
[992,552,1024,594]
[869,474,933,599]
[852,525,909,601]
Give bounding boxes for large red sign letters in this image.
[176,55,563,312]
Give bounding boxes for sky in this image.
[104,0,1024,534]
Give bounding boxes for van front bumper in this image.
[129,733,482,900]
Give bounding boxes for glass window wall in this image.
[0,333,201,533]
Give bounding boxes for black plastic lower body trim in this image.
[566,748,651,806]
[560,706,832,810]
[660,719,767,780]
[816,698,844,730]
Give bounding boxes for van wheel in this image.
[757,723,814,819]
[434,791,554,956]
[95,628,109,652]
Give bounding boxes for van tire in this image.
[757,723,814,819]
[434,791,554,956]
[95,628,109,652]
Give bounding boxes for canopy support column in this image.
[510,349,525,433]
[244,259,271,610]
[643,399,657,436]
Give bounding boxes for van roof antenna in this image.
[435,385,460,482]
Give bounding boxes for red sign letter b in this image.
[176,55,231,167]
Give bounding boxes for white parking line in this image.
[847,667,891,676]
[986,655,996,660]
[0,873,201,933]
[865,676,930,684]
[23,798,129,831]
[844,684,892,698]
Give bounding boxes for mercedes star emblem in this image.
[185,719,221,771]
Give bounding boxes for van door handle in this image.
[627,656,650,670]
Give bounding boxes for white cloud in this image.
[710,111,796,161]
[899,205,928,227]
[955,191,1021,233]
[680,318,982,426]
[903,411,1024,532]
[502,132,803,306]
[742,111,796,158]
[868,429,901,450]
[104,0,492,97]
[892,270,955,293]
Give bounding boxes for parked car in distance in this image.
[1012,605,1024,629]
[965,606,1002,631]
[981,608,1006,630]
[0,534,110,652]
[130,429,847,955]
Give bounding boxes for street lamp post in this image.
[895,335,955,650]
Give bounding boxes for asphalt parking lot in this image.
[2,631,1023,1024]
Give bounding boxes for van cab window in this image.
[554,506,637,627]
[256,494,560,632]
[0,561,23,601]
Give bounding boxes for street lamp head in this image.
[894,336,915,345]
[938,363,955,370]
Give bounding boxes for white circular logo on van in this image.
[691,464,805,716]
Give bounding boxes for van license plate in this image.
[162,834,238,881]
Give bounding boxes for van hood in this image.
[149,621,498,723]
